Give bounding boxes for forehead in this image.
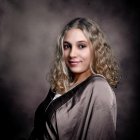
[63,28,88,42]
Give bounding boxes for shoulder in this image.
[88,74,111,89]
[89,74,116,109]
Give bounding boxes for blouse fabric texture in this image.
[29,75,117,140]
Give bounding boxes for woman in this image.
[29,17,119,140]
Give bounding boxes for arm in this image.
[86,105,116,140]
[85,78,117,140]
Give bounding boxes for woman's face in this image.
[63,28,93,77]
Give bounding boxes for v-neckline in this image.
[44,74,105,120]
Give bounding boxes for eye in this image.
[63,44,70,50]
[78,44,86,49]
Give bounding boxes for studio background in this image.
[0,0,139,140]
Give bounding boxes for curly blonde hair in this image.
[49,17,120,93]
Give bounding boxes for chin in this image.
[69,69,84,74]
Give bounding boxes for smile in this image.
[68,60,81,66]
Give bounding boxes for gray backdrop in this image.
[0,0,139,140]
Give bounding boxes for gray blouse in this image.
[29,74,117,140]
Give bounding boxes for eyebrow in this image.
[63,40,88,44]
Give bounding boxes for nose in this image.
[69,47,77,58]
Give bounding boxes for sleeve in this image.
[86,106,116,140]
[85,78,117,140]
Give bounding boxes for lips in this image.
[68,60,81,66]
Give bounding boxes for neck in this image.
[71,70,93,86]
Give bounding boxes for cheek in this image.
[82,50,92,61]
[63,51,69,61]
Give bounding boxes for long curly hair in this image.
[49,17,120,93]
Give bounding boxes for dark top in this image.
[29,74,117,140]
